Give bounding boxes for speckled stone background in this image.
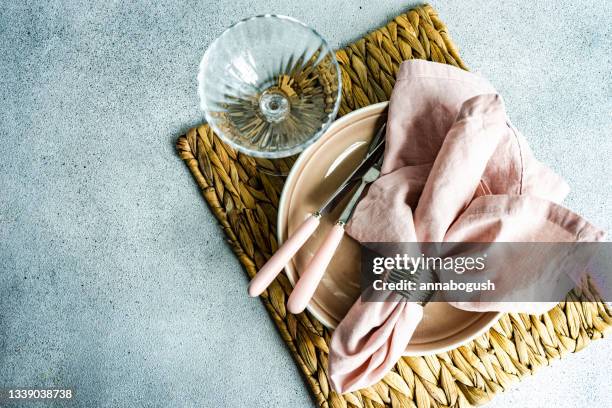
[0,1,610,407]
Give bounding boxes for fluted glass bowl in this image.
[198,15,342,158]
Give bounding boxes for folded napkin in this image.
[328,60,605,393]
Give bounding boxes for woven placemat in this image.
[176,4,611,407]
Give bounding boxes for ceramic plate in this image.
[278,102,501,355]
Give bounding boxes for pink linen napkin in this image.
[328,60,605,393]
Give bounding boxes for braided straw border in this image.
[177,5,611,407]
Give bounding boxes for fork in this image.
[286,154,386,314]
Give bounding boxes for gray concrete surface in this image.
[0,1,610,407]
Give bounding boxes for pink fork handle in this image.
[247,213,321,297]
[287,223,345,314]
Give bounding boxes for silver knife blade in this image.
[366,123,386,155]
[317,137,385,216]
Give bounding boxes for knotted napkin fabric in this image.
[328,60,605,393]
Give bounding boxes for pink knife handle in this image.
[287,222,345,314]
[248,213,321,297]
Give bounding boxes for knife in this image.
[286,153,385,313]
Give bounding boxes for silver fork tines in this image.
[337,152,384,224]
[384,263,437,305]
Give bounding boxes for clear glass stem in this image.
[259,89,290,123]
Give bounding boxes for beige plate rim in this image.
[277,102,501,356]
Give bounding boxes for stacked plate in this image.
[278,102,501,355]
